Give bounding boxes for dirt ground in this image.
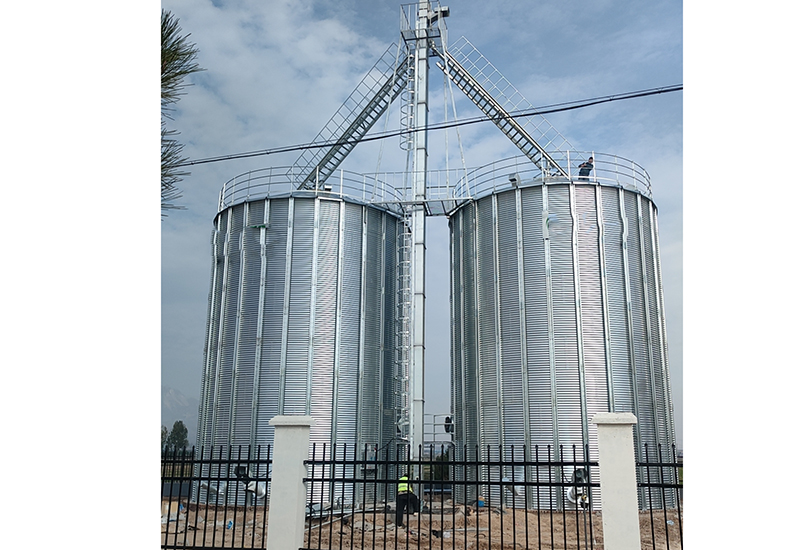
[162,498,683,549]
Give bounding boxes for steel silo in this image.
[449,153,676,509]
[194,169,406,504]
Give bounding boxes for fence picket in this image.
[161,442,681,549]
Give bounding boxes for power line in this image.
[176,85,682,168]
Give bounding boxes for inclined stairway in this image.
[434,37,574,178]
[292,44,412,190]
[289,19,577,444]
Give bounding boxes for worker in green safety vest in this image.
[395,474,419,528]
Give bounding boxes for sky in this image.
[5,1,800,547]
[160,0,684,447]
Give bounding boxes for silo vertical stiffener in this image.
[449,176,676,508]
[196,192,403,462]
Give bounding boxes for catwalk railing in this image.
[216,152,652,216]
[161,442,682,549]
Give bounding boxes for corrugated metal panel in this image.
[547,185,582,454]
[476,198,500,448]
[452,205,481,450]
[496,191,525,447]
[360,207,383,445]
[640,201,675,459]
[450,181,674,509]
[197,218,226,450]
[625,193,656,449]
[645,205,672,446]
[635,197,670,508]
[248,199,268,447]
[284,199,313,415]
[450,212,464,446]
[574,185,606,462]
[649,205,678,507]
[334,203,363,446]
[520,188,553,447]
[641,203,662,441]
[600,188,634,414]
[214,205,240,446]
[231,202,260,446]
[309,199,339,446]
[460,204,479,450]
[650,206,676,447]
[255,199,288,446]
[331,202,364,502]
[197,196,402,473]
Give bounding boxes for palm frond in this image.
[161,9,204,217]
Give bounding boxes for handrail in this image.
[216,152,652,215]
[456,151,652,202]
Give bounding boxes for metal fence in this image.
[302,442,599,550]
[638,444,684,550]
[161,443,682,550]
[161,445,273,549]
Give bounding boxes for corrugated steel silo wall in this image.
[195,196,401,503]
[450,183,676,509]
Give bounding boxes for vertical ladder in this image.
[394,213,413,442]
[292,44,412,189]
[398,52,416,152]
[435,37,574,177]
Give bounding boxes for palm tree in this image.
[161,9,203,216]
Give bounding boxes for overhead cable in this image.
[176,85,682,168]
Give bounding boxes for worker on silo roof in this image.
[578,157,594,181]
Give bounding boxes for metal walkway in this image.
[436,37,573,177]
[292,44,412,190]
[286,4,580,454]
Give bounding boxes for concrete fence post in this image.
[591,413,641,550]
[266,416,315,550]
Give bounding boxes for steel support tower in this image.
[289,1,572,457]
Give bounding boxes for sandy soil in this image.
[162,499,682,549]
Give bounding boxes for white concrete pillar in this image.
[266,416,315,550]
[591,413,641,550]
